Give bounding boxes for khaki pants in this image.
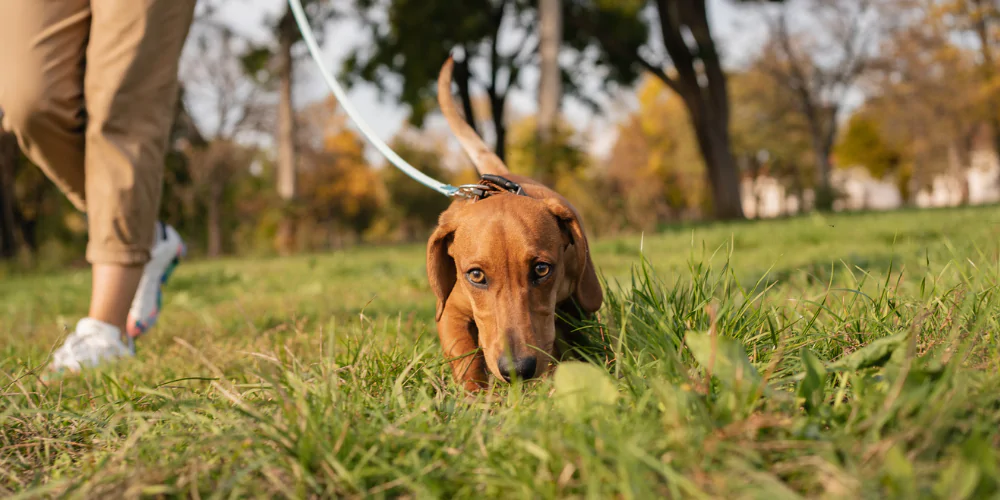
[0,0,195,265]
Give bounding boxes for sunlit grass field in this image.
[3,205,1000,498]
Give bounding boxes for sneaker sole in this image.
[127,241,185,338]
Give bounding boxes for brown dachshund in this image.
[428,57,603,391]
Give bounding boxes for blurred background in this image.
[0,0,996,270]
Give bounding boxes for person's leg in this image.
[0,0,90,210]
[84,0,195,341]
[0,1,135,372]
[90,264,144,334]
[82,0,195,342]
[1,0,194,373]
[0,1,144,335]
[83,0,195,267]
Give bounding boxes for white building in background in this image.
[741,144,999,219]
[966,147,1000,205]
[830,166,903,212]
[742,175,783,219]
[915,128,1000,207]
[740,176,810,219]
[914,146,1000,208]
[914,175,964,208]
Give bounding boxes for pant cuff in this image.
[86,245,150,266]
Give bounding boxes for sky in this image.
[193,0,773,163]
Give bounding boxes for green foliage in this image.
[239,47,275,85]
[835,114,903,179]
[796,348,827,415]
[375,136,455,241]
[344,0,534,126]
[221,0,336,93]
[561,0,647,98]
[300,127,383,241]
[729,66,814,185]
[685,329,765,406]
[344,0,646,127]
[602,77,709,230]
[4,206,1000,496]
[506,116,589,185]
[552,362,619,415]
[828,332,908,372]
[504,116,618,236]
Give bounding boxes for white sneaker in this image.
[126,222,185,338]
[49,318,133,373]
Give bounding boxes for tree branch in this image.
[565,7,682,96]
[637,56,683,96]
[454,53,479,135]
[683,0,729,120]
[654,0,698,98]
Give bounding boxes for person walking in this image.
[0,1,196,373]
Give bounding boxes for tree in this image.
[937,0,999,169]
[180,20,270,257]
[603,76,709,229]
[567,0,759,219]
[378,134,456,241]
[274,8,298,205]
[537,0,562,148]
[835,114,903,179]
[728,65,814,209]
[233,0,335,253]
[505,113,615,234]
[507,114,589,187]
[345,0,542,163]
[297,97,383,248]
[866,0,988,196]
[757,0,885,210]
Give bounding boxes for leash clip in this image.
[452,184,489,199]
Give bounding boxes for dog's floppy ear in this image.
[427,212,457,322]
[544,198,603,313]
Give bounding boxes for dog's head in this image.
[429,56,602,383]
[427,193,602,381]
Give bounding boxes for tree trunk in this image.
[652,0,744,220]
[811,132,833,210]
[690,109,745,220]
[0,131,19,259]
[276,10,298,254]
[537,0,562,145]
[536,0,562,185]
[490,92,507,162]
[808,113,837,211]
[276,22,297,201]
[206,182,224,258]
[487,4,508,163]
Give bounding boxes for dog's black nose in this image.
[497,355,538,382]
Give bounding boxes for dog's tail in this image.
[437,56,510,176]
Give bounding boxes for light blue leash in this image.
[288,0,470,199]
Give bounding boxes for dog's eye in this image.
[467,269,487,285]
[533,263,552,279]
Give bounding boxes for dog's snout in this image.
[515,357,538,380]
[496,355,538,382]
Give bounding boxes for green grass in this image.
[2,205,1000,498]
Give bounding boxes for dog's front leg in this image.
[437,307,488,392]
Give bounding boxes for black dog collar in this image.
[455,174,527,200]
